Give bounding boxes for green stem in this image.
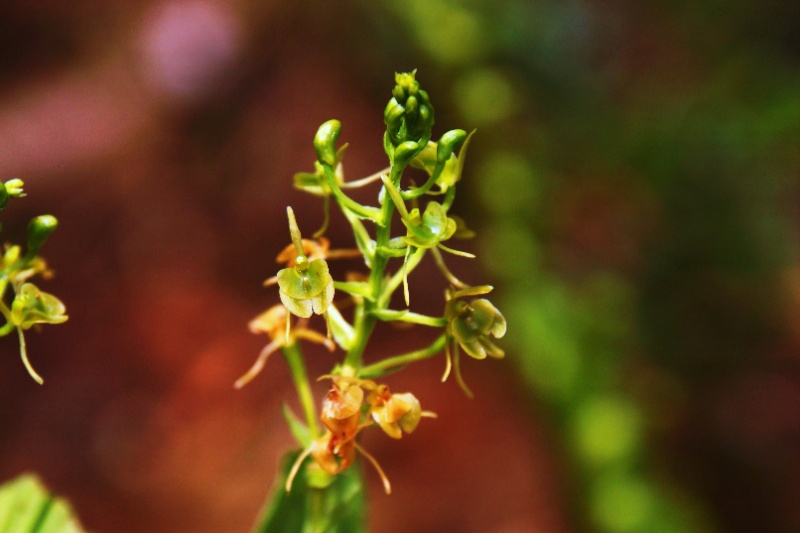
[281,343,319,438]
[381,247,425,307]
[0,322,14,336]
[323,163,381,222]
[371,309,447,327]
[0,296,12,325]
[401,161,446,200]
[18,327,43,385]
[341,163,406,372]
[360,334,448,378]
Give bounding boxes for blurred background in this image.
[0,0,798,531]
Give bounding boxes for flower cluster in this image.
[240,72,506,514]
[0,181,66,384]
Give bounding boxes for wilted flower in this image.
[235,304,334,389]
[275,237,361,268]
[286,375,398,495]
[367,385,425,439]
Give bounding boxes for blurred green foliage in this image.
[0,474,85,532]
[370,0,800,531]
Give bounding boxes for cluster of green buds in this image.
[0,179,67,384]
[241,72,506,508]
[383,71,435,167]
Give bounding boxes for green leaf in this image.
[0,474,86,532]
[252,451,365,533]
[326,304,355,351]
[332,281,373,301]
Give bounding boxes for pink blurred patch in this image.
[137,1,241,101]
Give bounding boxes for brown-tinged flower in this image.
[234,304,333,389]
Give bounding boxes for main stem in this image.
[282,343,319,438]
[342,163,405,373]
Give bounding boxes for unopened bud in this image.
[393,141,421,168]
[314,120,342,166]
[27,215,58,255]
[436,129,467,164]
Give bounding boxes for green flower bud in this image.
[384,99,405,127]
[314,120,342,166]
[384,72,435,153]
[0,179,25,210]
[437,129,467,164]
[405,95,418,116]
[392,84,405,102]
[392,141,422,168]
[27,215,58,255]
[394,72,419,101]
[3,245,21,267]
[4,179,24,198]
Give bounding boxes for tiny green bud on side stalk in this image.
[5,179,25,197]
[437,130,467,163]
[27,215,58,255]
[393,141,422,169]
[314,120,342,166]
[0,179,25,210]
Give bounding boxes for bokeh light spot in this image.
[574,396,640,465]
[403,0,485,66]
[138,0,241,101]
[590,469,657,533]
[453,68,516,126]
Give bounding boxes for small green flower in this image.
[443,286,506,397]
[277,258,335,318]
[11,282,68,329]
[447,298,506,360]
[27,215,58,256]
[276,207,335,319]
[402,201,456,250]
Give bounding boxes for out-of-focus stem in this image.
[282,343,319,438]
[360,334,447,378]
